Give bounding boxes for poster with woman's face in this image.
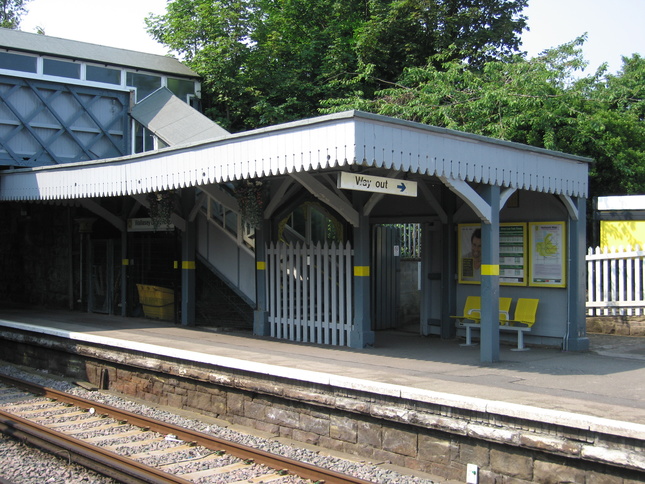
[459,224,482,284]
[458,223,528,286]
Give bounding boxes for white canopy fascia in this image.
[0,110,590,202]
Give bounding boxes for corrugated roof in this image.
[0,111,591,201]
[0,27,197,77]
[131,88,229,145]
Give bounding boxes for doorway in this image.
[372,224,422,331]
[89,239,117,314]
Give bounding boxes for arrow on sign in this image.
[397,183,407,193]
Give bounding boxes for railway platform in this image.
[0,307,643,426]
[1,307,644,482]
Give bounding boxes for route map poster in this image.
[529,221,566,288]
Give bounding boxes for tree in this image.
[146,0,258,131]
[146,0,529,132]
[321,38,645,196]
[355,0,528,84]
[582,54,645,195]
[0,0,30,29]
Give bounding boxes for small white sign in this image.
[337,172,417,197]
[127,218,174,232]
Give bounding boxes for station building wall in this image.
[454,190,575,346]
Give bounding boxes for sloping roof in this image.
[0,111,591,201]
[131,88,229,146]
[0,28,196,78]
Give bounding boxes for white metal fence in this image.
[586,245,645,316]
[381,223,421,259]
[266,241,354,345]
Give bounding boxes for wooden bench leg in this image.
[511,330,530,351]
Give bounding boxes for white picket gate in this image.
[266,241,354,345]
[586,245,645,316]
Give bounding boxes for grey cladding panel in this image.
[0,76,129,167]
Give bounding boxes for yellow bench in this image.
[453,298,538,351]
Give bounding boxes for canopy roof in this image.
[131,88,229,146]
[0,111,590,202]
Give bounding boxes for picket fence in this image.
[264,239,644,341]
[398,223,422,259]
[265,241,354,345]
[586,245,645,316]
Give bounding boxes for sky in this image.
[20,0,645,76]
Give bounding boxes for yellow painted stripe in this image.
[481,264,500,276]
[122,259,129,266]
[173,261,179,269]
[182,261,196,270]
[354,266,370,277]
[257,261,266,270]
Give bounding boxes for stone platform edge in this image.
[1,319,642,441]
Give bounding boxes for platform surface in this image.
[1,308,645,428]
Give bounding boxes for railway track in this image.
[0,374,374,484]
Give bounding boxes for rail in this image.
[0,374,374,484]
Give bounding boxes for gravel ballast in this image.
[0,364,440,483]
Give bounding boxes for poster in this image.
[499,224,527,285]
[529,221,566,288]
[458,223,527,285]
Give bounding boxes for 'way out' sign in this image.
[337,172,418,197]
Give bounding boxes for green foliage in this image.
[355,0,528,82]
[147,0,528,132]
[323,38,645,197]
[146,1,644,197]
[0,0,30,29]
[146,191,176,231]
[146,0,258,131]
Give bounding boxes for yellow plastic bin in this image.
[136,284,174,321]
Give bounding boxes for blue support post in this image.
[254,220,270,336]
[181,188,196,326]
[350,206,375,348]
[442,188,457,339]
[565,196,590,351]
[480,185,501,363]
[420,221,432,336]
[121,230,128,317]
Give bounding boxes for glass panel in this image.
[292,206,306,238]
[134,124,144,153]
[167,78,195,102]
[310,208,327,245]
[43,58,80,79]
[86,64,121,84]
[225,210,238,235]
[134,124,155,153]
[143,128,154,152]
[126,72,161,102]
[0,52,37,73]
[210,200,224,224]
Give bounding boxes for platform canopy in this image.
[0,110,590,206]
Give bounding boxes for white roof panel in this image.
[131,88,229,145]
[0,111,590,201]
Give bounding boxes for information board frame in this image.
[528,221,567,288]
[457,223,527,286]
